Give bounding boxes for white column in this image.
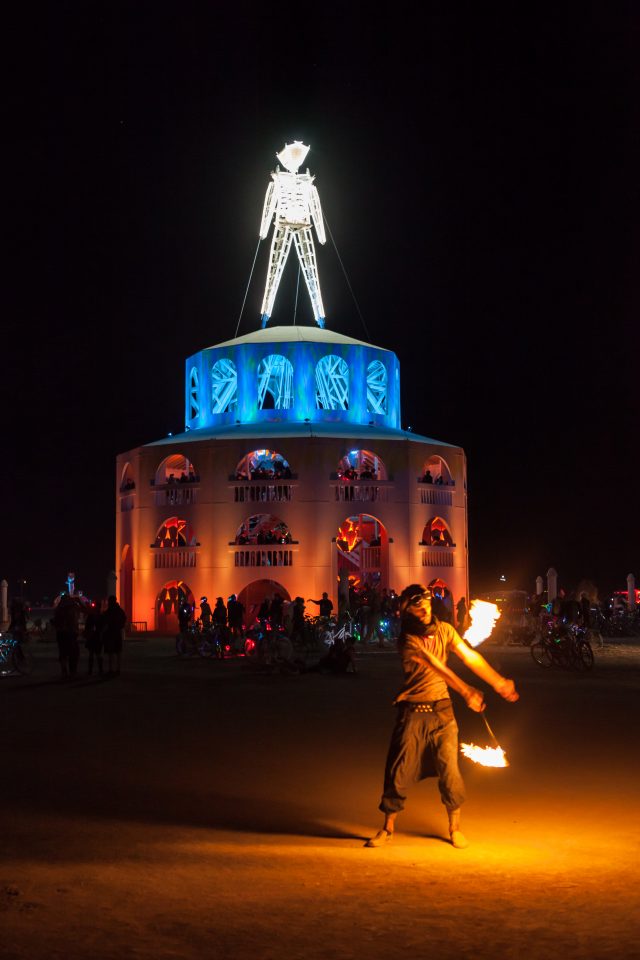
[627,573,636,609]
[535,575,544,596]
[547,568,558,602]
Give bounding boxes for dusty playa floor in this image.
[1,638,639,960]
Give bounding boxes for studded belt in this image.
[397,699,451,713]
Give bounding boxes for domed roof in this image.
[210,324,390,352]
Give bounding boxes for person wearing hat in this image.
[366,584,519,849]
[199,597,212,630]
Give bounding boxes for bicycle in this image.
[0,633,34,676]
[531,621,594,671]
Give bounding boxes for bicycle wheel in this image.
[574,639,594,671]
[197,638,213,657]
[11,645,33,675]
[531,640,552,667]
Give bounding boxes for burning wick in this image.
[463,600,501,648]
[460,712,509,767]
[460,742,509,767]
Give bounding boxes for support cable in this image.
[324,215,372,342]
[234,238,262,339]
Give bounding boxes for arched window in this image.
[234,514,293,545]
[120,462,135,492]
[336,513,388,590]
[155,454,199,485]
[337,449,387,481]
[315,355,349,410]
[422,517,454,547]
[257,354,293,410]
[234,449,293,481]
[366,359,387,415]
[189,367,200,420]
[154,517,197,548]
[421,455,454,485]
[211,358,238,413]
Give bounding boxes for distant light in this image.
[407,426,412,432]
[167,432,173,437]
[499,574,506,582]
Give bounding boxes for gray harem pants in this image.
[379,700,466,814]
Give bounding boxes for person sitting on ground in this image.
[308,592,334,619]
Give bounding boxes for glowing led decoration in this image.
[258,354,293,410]
[316,355,349,410]
[211,358,238,414]
[259,141,326,328]
[189,368,200,420]
[366,360,387,415]
[337,449,387,481]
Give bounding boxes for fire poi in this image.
[460,608,511,768]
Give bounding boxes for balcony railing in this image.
[419,484,453,506]
[232,482,294,503]
[154,485,198,506]
[232,546,295,568]
[421,546,455,567]
[332,481,392,503]
[153,548,197,569]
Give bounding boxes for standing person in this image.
[366,584,519,849]
[308,592,333,619]
[199,597,212,630]
[101,595,126,676]
[83,600,104,676]
[227,595,244,647]
[52,594,81,679]
[290,597,306,646]
[270,593,284,629]
[456,596,468,634]
[213,597,227,628]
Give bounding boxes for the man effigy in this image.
[259,141,326,328]
[366,584,519,849]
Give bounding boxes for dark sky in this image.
[4,4,638,602]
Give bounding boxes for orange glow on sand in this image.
[464,600,501,647]
[460,742,509,767]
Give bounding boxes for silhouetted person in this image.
[200,596,212,629]
[228,595,244,644]
[422,469,433,484]
[52,594,80,679]
[213,597,227,627]
[456,597,468,634]
[101,595,126,676]
[178,599,192,634]
[84,601,104,676]
[270,593,284,628]
[308,592,333,618]
[9,598,27,644]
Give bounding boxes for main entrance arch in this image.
[236,579,291,628]
[336,513,389,590]
[156,580,195,633]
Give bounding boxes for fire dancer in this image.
[365,584,519,849]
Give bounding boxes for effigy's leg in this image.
[260,225,293,327]
[293,227,326,327]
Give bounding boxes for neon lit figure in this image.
[259,141,326,329]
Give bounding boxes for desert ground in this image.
[1,635,639,960]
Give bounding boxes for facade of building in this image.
[115,325,468,632]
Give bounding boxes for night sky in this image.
[4,5,638,602]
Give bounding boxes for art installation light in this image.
[259,141,326,329]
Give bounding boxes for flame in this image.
[337,518,360,552]
[460,742,509,767]
[463,600,501,647]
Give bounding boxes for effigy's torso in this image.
[275,172,312,227]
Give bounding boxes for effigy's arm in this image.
[259,179,277,238]
[310,183,326,244]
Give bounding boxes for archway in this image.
[120,544,133,623]
[155,454,198,485]
[421,455,453,485]
[235,514,292,545]
[235,448,292,481]
[337,449,387,481]
[120,462,135,492]
[154,517,197,548]
[422,517,454,546]
[336,513,389,589]
[236,579,291,628]
[156,580,195,633]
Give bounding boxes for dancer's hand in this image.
[464,686,485,712]
[496,678,519,702]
